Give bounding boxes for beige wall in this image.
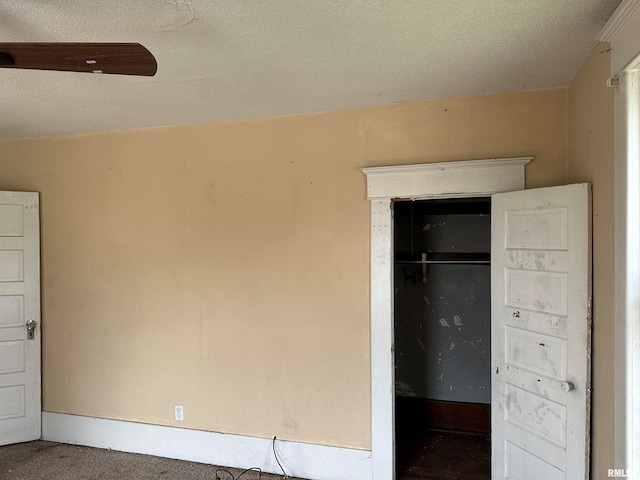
[567,42,616,478]
[0,88,566,450]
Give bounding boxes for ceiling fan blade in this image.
[0,43,157,76]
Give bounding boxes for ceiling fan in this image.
[0,42,157,76]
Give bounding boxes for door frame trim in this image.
[613,60,640,474]
[600,1,640,470]
[361,157,531,480]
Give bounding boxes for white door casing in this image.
[0,191,41,446]
[599,2,640,470]
[491,184,591,479]
[362,157,532,480]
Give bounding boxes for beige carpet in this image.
[0,441,302,480]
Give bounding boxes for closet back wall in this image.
[394,201,491,404]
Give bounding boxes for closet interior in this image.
[393,197,492,480]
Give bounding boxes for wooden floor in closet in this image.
[396,428,491,480]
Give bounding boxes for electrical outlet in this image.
[174,404,184,421]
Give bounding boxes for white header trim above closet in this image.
[362,157,532,199]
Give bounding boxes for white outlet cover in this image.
[174,404,184,421]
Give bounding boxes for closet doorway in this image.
[393,197,491,480]
[363,159,591,480]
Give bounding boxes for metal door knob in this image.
[26,320,37,340]
[560,381,575,392]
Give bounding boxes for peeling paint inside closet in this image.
[393,197,491,479]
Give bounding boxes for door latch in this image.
[26,320,37,340]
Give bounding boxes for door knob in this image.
[26,320,37,340]
[560,381,575,393]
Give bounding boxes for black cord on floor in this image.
[215,467,262,480]
[213,436,288,480]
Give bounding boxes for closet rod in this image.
[395,260,490,265]
[395,252,490,264]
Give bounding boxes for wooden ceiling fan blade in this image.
[0,52,14,66]
[0,43,157,76]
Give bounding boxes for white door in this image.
[0,191,41,446]
[491,183,591,480]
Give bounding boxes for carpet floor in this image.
[0,441,302,480]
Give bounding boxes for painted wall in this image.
[0,88,566,450]
[567,42,616,479]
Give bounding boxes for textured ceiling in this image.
[0,0,622,140]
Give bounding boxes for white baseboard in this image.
[41,412,372,480]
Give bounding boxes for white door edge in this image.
[490,183,592,480]
[0,191,41,446]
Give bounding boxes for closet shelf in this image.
[395,252,490,265]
